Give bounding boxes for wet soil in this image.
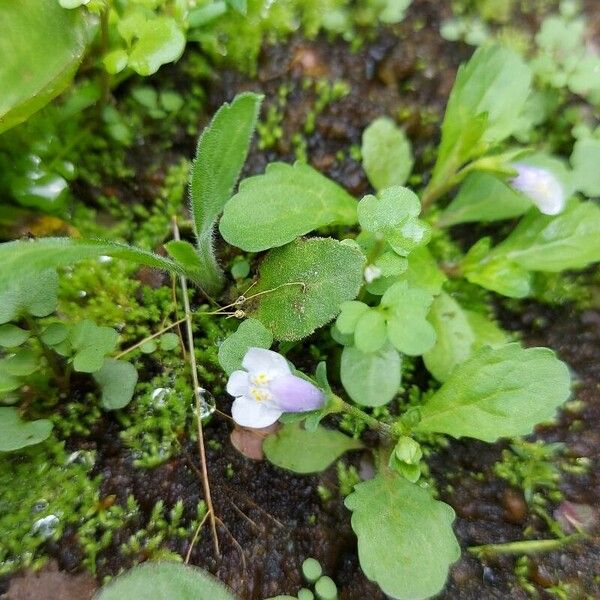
[6,1,600,599]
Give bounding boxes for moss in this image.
[0,438,100,575]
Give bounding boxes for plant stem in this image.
[335,396,393,438]
[172,217,220,557]
[114,318,186,359]
[468,534,586,558]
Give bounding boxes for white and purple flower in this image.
[510,163,566,216]
[226,348,325,428]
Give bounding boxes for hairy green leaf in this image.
[96,562,236,600]
[362,117,413,191]
[341,344,401,407]
[93,359,138,410]
[264,423,363,473]
[0,407,53,452]
[249,238,364,341]
[220,162,358,252]
[346,472,460,600]
[0,237,197,289]
[218,318,273,375]
[417,343,570,442]
[189,92,263,293]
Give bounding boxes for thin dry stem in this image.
[172,216,220,557]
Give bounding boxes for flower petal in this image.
[510,163,565,215]
[270,374,325,413]
[242,347,291,378]
[231,396,283,428]
[226,370,249,397]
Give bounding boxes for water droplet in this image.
[193,387,216,419]
[31,515,59,538]
[98,255,112,263]
[151,387,172,407]
[31,500,48,514]
[78,290,87,298]
[66,450,96,467]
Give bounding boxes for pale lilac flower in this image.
[510,163,566,215]
[226,348,325,428]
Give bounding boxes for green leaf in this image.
[164,240,203,282]
[226,0,248,14]
[439,171,531,226]
[220,162,358,252]
[465,310,508,350]
[128,17,185,76]
[432,45,531,183]
[96,562,236,600]
[189,92,263,294]
[2,350,38,377]
[0,237,199,289]
[0,325,30,348]
[159,333,180,351]
[491,199,600,272]
[346,472,460,600]
[417,343,570,442]
[218,318,273,375]
[70,320,119,373]
[336,301,370,334]
[571,138,600,197]
[381,282,436,355]
[93,359,138,410]
[0,269,58,325]
[362,117,413,191]
[0,0,95,133]
[103,49,128,75]
[40,322,69,346]
[358,187,430,257]
[423,292,475,382]
[263,423,363,474]
[0,407,53,452]
[341,344,401,407]
[354,309,387,353]
[249,238,364,341]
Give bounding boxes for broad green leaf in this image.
[70,320,119,373]
[465,310,508,349]
[423,293,474,382]
[358,187,430,257]
[218,318,273,375]
[417,343,570,442]
[263,423,363,473]
[462,238,532,298]
[128,17,185,76]
[0,407,53,452]
[103,49,128,74]
[354,309,387,353]
[96,562,236,600]
[439,171,531,226]
[492,199,600,272]
[346,472,460,600]
[0,269,58,325]
[220,162,358,252]
[362,118,413,191]
[0,1,95,133]
[159,333,180,351]
[341,344,401,407]
[571,138,600,197]
[189,92,263,293]
[336,301,370,334]
[0,325,30,348]
[93,359,138,410]
[432,45,531,184]
[381,282,436,356]
[0,237,198,289]
[249,238,364,341]
[40,322,69,346]
[2,350,38,377]
[393,246,446,296]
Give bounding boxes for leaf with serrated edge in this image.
[417,343,570,442]
[220,162,357,252]
[249,238,364,341]
[346,472,460,600]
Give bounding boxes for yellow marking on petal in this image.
[251,372,270,386]
[250,387,272,402]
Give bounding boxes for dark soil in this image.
[7,1,600,599]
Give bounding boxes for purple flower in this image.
[226,348,325,428]
[510,163,566,215]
